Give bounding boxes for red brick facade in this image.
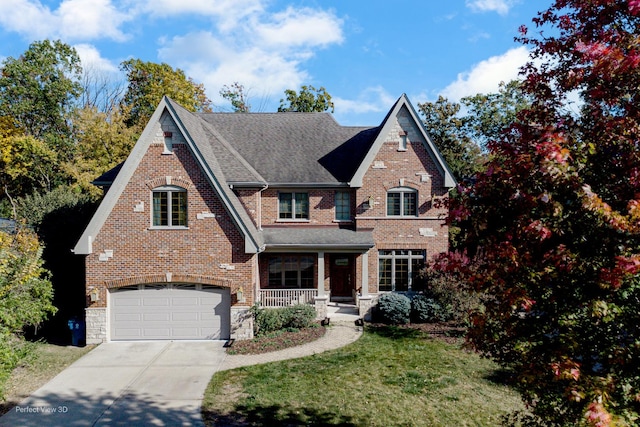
[85,141,255,311]
[78,96,453,341]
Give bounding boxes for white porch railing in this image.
[259,288,317,308]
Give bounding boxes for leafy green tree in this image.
[417,96,485,181]
[445,1,640,425]
[120,59,212,128]
[0,134,59,202]
[0,225,56,333]
[460,80,532,149]
[65,105,137,196]
[278,85,334,113]
[220,82,251,112]
[0,40,82,139]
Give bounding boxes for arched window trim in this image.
[386,186,418,217]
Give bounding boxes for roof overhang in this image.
[261,227,374,252]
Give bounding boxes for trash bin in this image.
[68,317,86,346]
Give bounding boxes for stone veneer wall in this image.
[230,307,254,340]
[85,307,107,344]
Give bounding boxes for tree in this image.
[64,105,137,196]
[278,85,334,113]
[0,134,59,203]
[0,40,82,139]
[445,1,640,425]
[460,80,532,149]
[417,96,485,181]
[120,59,212,128]
[0,224,56,334]
[219,82,251,112]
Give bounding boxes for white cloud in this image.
[74,43,119,74]
[441,46,530,101]
[0,0,130,41]
[139,0,264,32]
[333,86,396,121]
[465,0,518,15]
[158,6,344,110]
[158,31,310,108]
[255,7,344,48]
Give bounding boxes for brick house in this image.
[73,94,456,343]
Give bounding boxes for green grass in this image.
[1,341,94,415]
[202,325,527,426]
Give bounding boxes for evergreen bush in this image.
[377,293,411,324]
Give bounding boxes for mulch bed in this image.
[226,325,327,355]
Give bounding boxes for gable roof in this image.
[73,97,264,255]
[350,94,456,188]
[74,94,456,255]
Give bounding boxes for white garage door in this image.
[110,284,230,340]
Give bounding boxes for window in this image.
[279,192,309,220]
[387,187,417,216]
[152,186,187,227]
[335,191,351,221]
[378,250,425,291]
[268,256,315,287]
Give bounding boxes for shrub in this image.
[252,304,317,336]
[419,267,480,325]
[282,304,316,329]
[411,294,449,323]
[377,293,411,325]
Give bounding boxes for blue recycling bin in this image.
[68,317,85,346]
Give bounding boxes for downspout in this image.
[257,183,268,230]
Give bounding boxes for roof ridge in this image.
[196,116,267,184]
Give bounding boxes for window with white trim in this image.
[268,255,315,287]
[335,191,351,221]
[387,187,417,217]
[152,186,187,227]
[378,250,425,291]
[279,192,309,220]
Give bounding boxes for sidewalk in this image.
[220,311,363,371]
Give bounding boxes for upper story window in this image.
[152,186,187,227]
[279,192,309,220]
[387,187,417,217]
[335,191,351,221]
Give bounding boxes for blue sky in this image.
[0,0,547,125]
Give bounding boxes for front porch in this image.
[257,287,363,321]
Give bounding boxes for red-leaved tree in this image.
[447,1,640,425]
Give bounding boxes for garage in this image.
[110,284,230,340]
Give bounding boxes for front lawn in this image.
[202,325,526,426]
[0,342,93,415]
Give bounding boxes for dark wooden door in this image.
[330,255,354,297]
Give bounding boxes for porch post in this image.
[317,251,325,297]
[359,251,374,321]
[315,251,328,320]
[360,252,369,297]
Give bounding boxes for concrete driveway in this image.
[0,341,227,427]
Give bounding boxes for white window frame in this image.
[151,185,188,228]
[386,187,418,217]
[378,250,425,292]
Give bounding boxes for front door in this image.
[330,255,355,299]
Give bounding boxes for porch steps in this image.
[326,302,360,323]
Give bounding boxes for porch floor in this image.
[326,302,360,322]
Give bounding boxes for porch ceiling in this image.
[261,227,374,251]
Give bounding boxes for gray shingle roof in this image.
[262,227,374,249]
[199,113,377,184]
